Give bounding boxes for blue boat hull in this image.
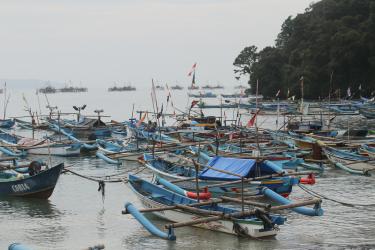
[0,119,15,128]
[0,163,64,199]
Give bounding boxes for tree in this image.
[234,0,375,99]
[233,45,258,84]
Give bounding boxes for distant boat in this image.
[234,85,247,89]
[170,85,183,90]
[359,106,375,119]
[188,92,217,98]
[187,85,199,90]
[155,85,165,90]
[221,93,246,98]
[59,86,88,93]
[37,85,57,94]
[202,84,224,89]
[0,119,15,129]
[108,85,136,92]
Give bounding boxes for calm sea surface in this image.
[1,86,375,249]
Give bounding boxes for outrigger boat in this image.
[0,130,81,157]
[124,175,286,239]
[142,152,315,198]
[124,175,323,240]
[321,143,375,175]
[0,119,15,129]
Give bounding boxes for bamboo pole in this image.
[219,196,271,209]
[165,198,321,229]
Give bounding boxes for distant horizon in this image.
[0,0,313,88]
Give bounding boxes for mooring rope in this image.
[63,166,147,200]
[298,184,375,208]
[64,168,125,183]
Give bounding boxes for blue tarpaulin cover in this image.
[199,156,256,181]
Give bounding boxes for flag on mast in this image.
[191,71,196,87]
[246,109,260,128]
[190,100,199,109]
[136,112,147,127]
[187,63,197,77]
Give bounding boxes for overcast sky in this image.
[0,0,313,87]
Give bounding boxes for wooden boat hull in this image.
[0,163,64,198]
[0,119,15,129]
[25,144,81,156]
[323,147,375,172]
[128,175,282,238]
[143,156,293,198]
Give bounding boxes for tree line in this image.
[234,0,375,99]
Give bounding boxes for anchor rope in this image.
[298,184,375,208]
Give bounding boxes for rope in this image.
[64,169,125,183]
[298,184,375,208]
[64,167,146,183]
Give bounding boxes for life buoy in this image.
[186,191,211,200]
[185,187,211,200]
[300,173,316,185]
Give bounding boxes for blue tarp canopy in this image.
[199,156,256,181]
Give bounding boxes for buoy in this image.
[300,173,316,185]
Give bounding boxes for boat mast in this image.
[328,71,333,130]
[255,80,260,154]
[300,76,304,113]
[3,81,7,119]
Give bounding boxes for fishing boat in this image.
[108,85,136,92]
[0,83,14,129]
[170,85,183,90]
[50,112,112,138]
[0,119,15,129]
[0,162,64,198]
[221,93,246,98]
[202,84,224,89]
[0,130,81,156]
[188,85,199,90]
[359,106,375,119]
[14,118,49,130]
[142,153,311,198]
[324,103,359,115]
[59,85,88,93]
[188,92,217,98]
[125,120,179,144]
[37,85,57,94]
[321,144,375,175]
[359,144,375,158]
[96,139,136,154]
[18,138,81,156]
[125,174,286,238]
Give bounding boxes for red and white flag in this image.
[187,63,197,77]
[190,100,199,108]
[246,109,260,128]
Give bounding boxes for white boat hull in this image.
[134,188,278,238]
